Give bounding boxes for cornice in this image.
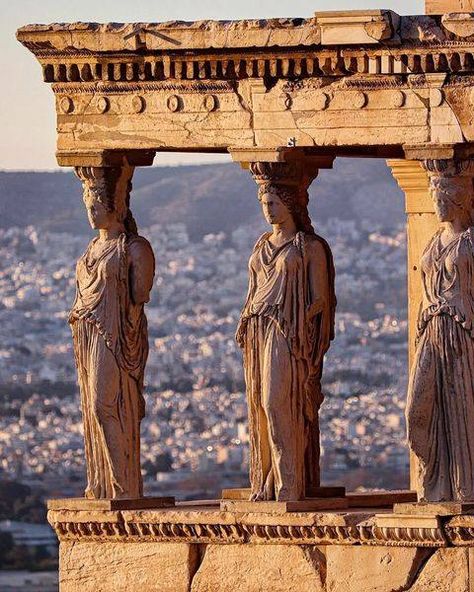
[47,507,474,548]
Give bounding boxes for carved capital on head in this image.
[249,160,320,191]
[421,158,474,178]
[421,158,474,225]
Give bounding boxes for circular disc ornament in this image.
[97,97,110,114]
[167,95,181,112]
[132,95,146,113]
[59,96,74,114]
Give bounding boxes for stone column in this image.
[388,159,434,491]
[387,160,435,367]
[69,152,156,501]
[231,149,335,499]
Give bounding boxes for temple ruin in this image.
[16,1,474,590]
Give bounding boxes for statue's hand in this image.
[235,320,247,347]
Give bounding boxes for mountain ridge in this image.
[0,159,405,239]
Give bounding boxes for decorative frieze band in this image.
[49,511,469,548]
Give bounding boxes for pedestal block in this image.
[48,502,474,592]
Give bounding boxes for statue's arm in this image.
[128,238,155,305]
[306,239,329,320]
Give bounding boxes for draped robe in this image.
[236,231,335,501]
[407,227,474,501]
[69,233,150,499]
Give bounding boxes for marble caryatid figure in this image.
[407,158,474,502]
[70,164,155,499]
[236,161,336,502]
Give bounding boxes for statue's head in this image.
[424,159,474,225]
[74,165,137,234]
[251,162,315,235]
[258,184,296,227]
[430,176,472,223]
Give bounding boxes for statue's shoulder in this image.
[127,235,155,263]
[301,233,329,259]
[253,231,271,251]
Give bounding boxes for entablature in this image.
[17,10,474,164]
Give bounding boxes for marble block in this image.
[48,497,175,511]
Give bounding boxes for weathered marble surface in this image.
[60,541,199,592]
[407,158,474,502]
[237,160,335,502]
[50,505,474,592]
[192,545,325,592]
[325,546,432,592]
[70,164,154,499]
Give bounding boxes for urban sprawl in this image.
[0,217,409,499]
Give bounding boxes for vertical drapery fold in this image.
[407,228,474,501]
[237,231,334,501]
[69,234,148,499]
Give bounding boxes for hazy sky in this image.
[3,0,424,170]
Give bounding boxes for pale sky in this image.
[2,0,424,170]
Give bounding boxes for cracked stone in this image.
[326,546,433,592]
[59,540,200,592]
[407,548,469,592]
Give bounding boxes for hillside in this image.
[0,158,405,239]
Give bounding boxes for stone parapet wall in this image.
[50,506,474,592]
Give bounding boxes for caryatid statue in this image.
[236,161,336,502]
[407,158,474,502]
[69,163,155,499]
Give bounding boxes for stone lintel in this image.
[47,497,175,511]
[56,149,156,168]
[314,10,400,45]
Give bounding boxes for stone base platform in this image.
[48,501,474,592]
